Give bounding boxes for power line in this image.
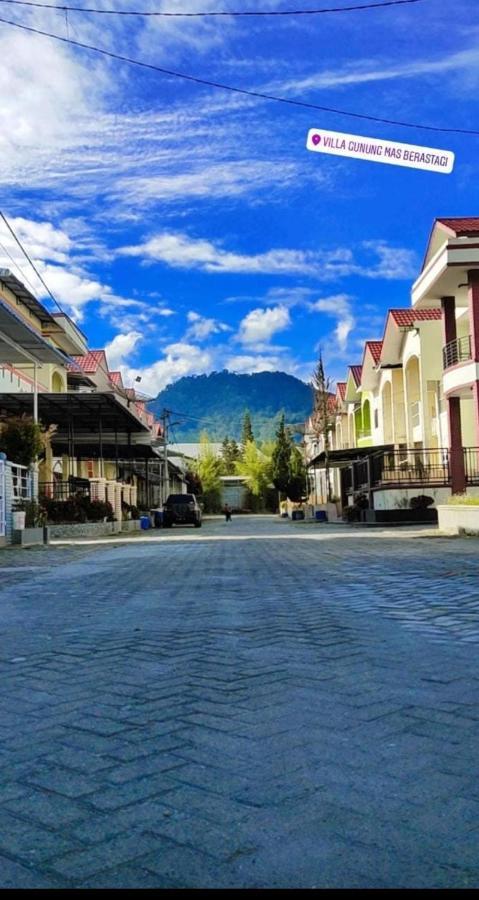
[0,237,39,295]
[0,16,475,135]
[0,210,65,315]
[0,0,430,17]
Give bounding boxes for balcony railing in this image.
[443,335,472,369]
[371,449,450,487]
[464,448,479,485]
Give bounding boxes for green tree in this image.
[311,351,336,502]
[194,433,224,512]
[271,415,307,503]
[221,435,241,475]
[286,445,307,502]
[235,441,273,503]
[241,409,254,448]
[0,414,45,467]
[271,414,292,496]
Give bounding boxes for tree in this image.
[235,441,273,503]
[0,414,47,467]
[286,445,307,502]
[271,415,307,504]
[241,409,254,448]
[194,433,224,512]
[221,436,241,475]
[311,351,336,502]
[185,469,202,496]
[271,415,293,497]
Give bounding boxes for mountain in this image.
[149,370,312,442]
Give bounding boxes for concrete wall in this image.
[48,521,118,539]
[373,485,479,510]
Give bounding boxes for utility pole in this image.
[161,409,170,504]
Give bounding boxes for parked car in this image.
[162,493,202,528]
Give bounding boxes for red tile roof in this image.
[109,371,124,388]
[336,382,346,400]
[350,365,362,386]
[68,349,107,374]
[436,217,479,236]
[389,308,442,327]
[365,340,383,365]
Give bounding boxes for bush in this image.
[448,494,479,506]
[409,495,434,510]
[42,495,113,524]
[343,492,369,523]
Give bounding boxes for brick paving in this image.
[1,516,479,888]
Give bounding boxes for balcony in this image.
[443,335,472,370]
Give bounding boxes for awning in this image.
[0,297,70,366]
[309,444,394,468]
[0,391,150,433]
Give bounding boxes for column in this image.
[441,295,457,349]
[448,396,466,494]
[468,270,479,362]
[468,272,479,447]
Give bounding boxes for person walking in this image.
[224,503,232,523]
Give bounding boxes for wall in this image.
[372,485,479,511]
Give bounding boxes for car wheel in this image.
[194,521,202,528]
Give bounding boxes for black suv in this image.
[163,493,202,528]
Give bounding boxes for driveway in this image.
[1,516,479,888]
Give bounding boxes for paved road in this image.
[1,516,479,888]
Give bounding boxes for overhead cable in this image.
[0,0,429,17]
[0,16,476,135]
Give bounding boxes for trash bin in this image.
[315,510,327,522]
[140,515,151,530]
[292,510,305,521]
[152,509,163,528]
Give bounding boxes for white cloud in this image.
[119,341,214,396]
[226,353,285,374]
[270,43,479,95]
[0,214,145,322]
[116,160,300,206]
[120,232,319,276]
[309,294,356,352]
[105,331,143,370]
[119,231,418,281]
[237,305,291,346]
[185,310,231,341]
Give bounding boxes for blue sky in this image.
[0,0,478,395]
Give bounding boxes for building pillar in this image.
[448,396,466,494]
[441,296,457,348]
[468,270,479,362]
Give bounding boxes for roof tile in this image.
[436,217,479,236]
[389,308,442,327]
[365,340,383,365]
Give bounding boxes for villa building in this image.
[0,270,180,543]
[305,217,479,518]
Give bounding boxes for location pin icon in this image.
[312,134,321,146]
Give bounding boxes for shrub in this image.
[42,495,113,524]
[409,495,434,510]
[448,494,479,506]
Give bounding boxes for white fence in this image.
[1,458,33,543]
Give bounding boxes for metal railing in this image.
[39,478,91,502]
[369,449,450,487]
[443,335,472,369]
[464,448,479,485]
